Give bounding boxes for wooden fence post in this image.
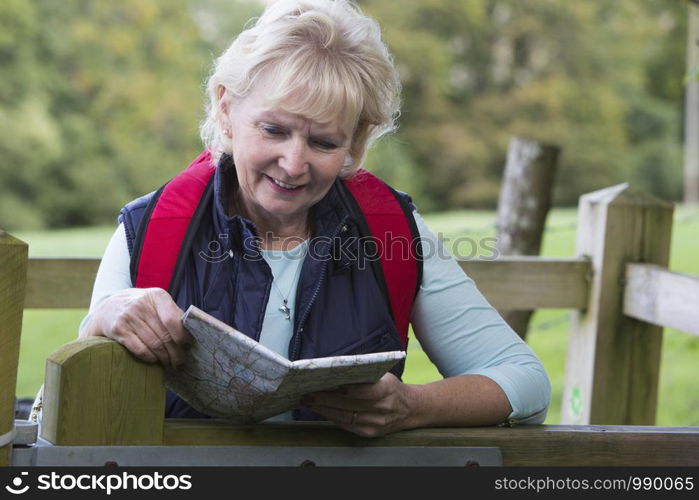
[562,184,673,425]
[41,337,166,445]
[0,231,28,466]
[496,136,560,339]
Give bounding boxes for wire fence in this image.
[438,207,699,337]
[451,219,578,236]
[675,209,699,226]
[529,312,570,333]
[452,206,699,237]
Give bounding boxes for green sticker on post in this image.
[570,386,583,416]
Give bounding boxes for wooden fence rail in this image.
[38,336,699,466]
[3,183,699,466]
[22,257,592,311]
[24,258,98,309]
[624,263,699,337]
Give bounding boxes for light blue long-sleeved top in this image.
[82,211,551,423]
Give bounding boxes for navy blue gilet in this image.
[118,154,422,419]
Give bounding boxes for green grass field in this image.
[13,205,699,425]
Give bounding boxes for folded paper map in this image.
[165,306,406,422]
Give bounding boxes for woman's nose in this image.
[278,137,309,177]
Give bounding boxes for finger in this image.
[149,289,193,347]
[96,289,183,368]
[145,290,191,367]
[303,404,359,427]
[149,320,184,369]
[100,300,160,364]
[304,405,386,437]
[148,304,189,368]
[341,373,401,399]
[128,314,177,368]
[109,322,159,364]
[301,393,380,413]
[120,333,160,364]
[309,381,386,404]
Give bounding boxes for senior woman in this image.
[78,0,550,437]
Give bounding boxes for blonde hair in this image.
[200,0,401,175]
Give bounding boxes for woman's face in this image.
[222,86,352,232]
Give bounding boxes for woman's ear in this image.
[217,85,232,130]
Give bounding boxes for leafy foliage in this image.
[0,0,688,229]
[360,0,687,209]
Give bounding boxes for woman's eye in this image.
[313,139,338,150]
[261,125,285,136]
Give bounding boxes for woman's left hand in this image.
[301,373,419,437]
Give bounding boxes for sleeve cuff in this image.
[467,364,551,424]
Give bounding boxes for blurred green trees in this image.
[0,0,688,229]
[1,0,207,228]
[361,0,687,209]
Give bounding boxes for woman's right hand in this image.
[81,287,193,369]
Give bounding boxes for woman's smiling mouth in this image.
[265,174,305,194]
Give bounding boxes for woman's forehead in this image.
[235,86,353,138]
[256,108,347,137]
[242,71,359,134]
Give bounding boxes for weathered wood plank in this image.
[0,231,28,466]
[25,258,99,309]
[460,257,590,309]
[624,263,699,336]
[41,337,165,445]
[163,421,699,466]
[563,185,674,426]
[26,257,591,310]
